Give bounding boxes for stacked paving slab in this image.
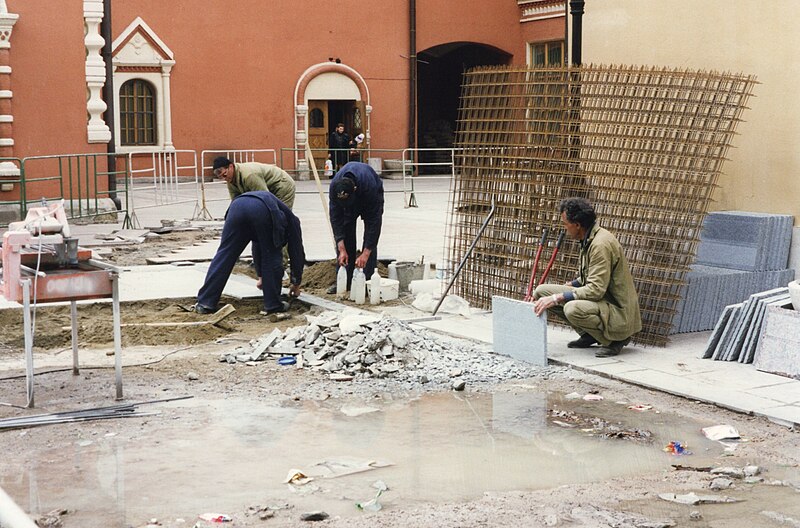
[671,211,795,334]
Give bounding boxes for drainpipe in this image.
[101,0,120,209]
[569,0,584,66]
[408,0,417,151]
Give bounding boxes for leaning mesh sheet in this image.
[445,65,756,346]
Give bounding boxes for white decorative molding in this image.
[0,114,12,123]
[518,0,565,22]
[112,17,175,152]
[0,138,13,146]
[0,0,18,51]
[0,89,12,98]
[84,0,111,143]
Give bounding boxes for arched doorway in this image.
[417,42,511,171]
[294,63,370,177]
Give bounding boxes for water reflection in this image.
[2,390,734,526]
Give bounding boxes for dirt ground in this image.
[1,229,799,528]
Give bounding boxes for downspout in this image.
[409,0,417,151]
[101,0,120,209]
[569,0,584,66]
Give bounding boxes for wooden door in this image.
[307,100,329,172]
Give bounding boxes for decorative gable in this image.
[112,17,174,66]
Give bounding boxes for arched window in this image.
[309,108,324,128]
[119,79,156,146]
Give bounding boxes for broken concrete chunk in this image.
[452,380,466,391]
[710,467,745,479]
[710,478,734,490]
[388,329,409,348]
[743,465,761,477]
[658,492,742,505]
[300,511,329,522]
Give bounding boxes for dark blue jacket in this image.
[328,162,384,251]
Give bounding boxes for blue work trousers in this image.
[197,198,284,312]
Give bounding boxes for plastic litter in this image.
[664,441,692,455]
[628,404,653,412]
[701,424,740,441]
[583,394,603,401]
[198,513,232,522]
[278,356,296,366]
[356,489,384,512]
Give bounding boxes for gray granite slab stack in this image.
[701,288,793,363]
[672,211,795,335]
[492,295,547,366]
[753,305,800,378]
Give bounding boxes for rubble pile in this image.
[220,309,545,386]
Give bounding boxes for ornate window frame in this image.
[112,17,175,153]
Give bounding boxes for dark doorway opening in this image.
[417,42,511,172]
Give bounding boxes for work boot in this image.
[261,301,290,316]
[193,303,217,315]
[567,333,598,348]
[595,338,631,358]
[326,284,337,295]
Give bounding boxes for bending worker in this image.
[533,197,641,357]
[212,156,295,208]
[328,161,384,291]
[195,191,305,315]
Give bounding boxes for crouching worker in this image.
[195,191,305,315]
[533,197,641,357]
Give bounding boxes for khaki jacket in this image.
[573,224,642,341]
[228,162,296,208]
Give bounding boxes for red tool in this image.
[523,229,566,301]
[523,228,548,301]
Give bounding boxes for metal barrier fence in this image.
[1,147,458,228]
[125,150,198,228]
[402,148,460,208]
[16,153,129,225]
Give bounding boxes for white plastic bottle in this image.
[370,271,381,305]
[336,266,348,299]
[352,269,366,305]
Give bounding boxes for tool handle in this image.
[554,230,566,249]
[539,227,549,247]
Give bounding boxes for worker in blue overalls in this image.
[194,191,305,315]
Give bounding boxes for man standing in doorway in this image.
[213,157,295,209]
[329,123,352,172]
[533,197,642,357]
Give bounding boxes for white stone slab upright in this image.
[754,306,800,378]
[492,295,547,366]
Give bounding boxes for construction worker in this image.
[533,197,642,357]
[194,191,305,315]
[212,157,295,209]
[328,161,384,292]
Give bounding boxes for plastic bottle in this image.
[336,266,348,299]
[370,271,381,305]
[352,268,366,304]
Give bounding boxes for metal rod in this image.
[112,273,123,400]
[71,300,79,375]
[19,265,45,278]
[22,279,34,409]
[433,198,496,316]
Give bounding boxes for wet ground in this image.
[3,389,798,527]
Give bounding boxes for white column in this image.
[84,0,111,143]
[0,2,19,192]
[160,61,175,150]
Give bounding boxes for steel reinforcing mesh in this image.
[445,65,756,346]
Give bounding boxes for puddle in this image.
[0,391,788,526]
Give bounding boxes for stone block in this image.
[491,295,547,366]
[754,306,800,379]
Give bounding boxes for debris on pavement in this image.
[301,456,394,479]
[300,511,329,522]
[658,492,742,505]
[197,512,232,522]
[583,394,604,401]
[627,404,653,412]
[356,487,384,512]
[701,424,740,441]
[547,409,652,441]
[664,441,692,455]
[710,477,735,490]
[218,309,548,387]
[760,511,800,527]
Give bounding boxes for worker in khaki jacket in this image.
[534,197,642,357]
[212,157,295,209]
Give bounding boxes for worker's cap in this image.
[331,176,357,205]
[212,156,233,170]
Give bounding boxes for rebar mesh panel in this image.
[446,65,756,346]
